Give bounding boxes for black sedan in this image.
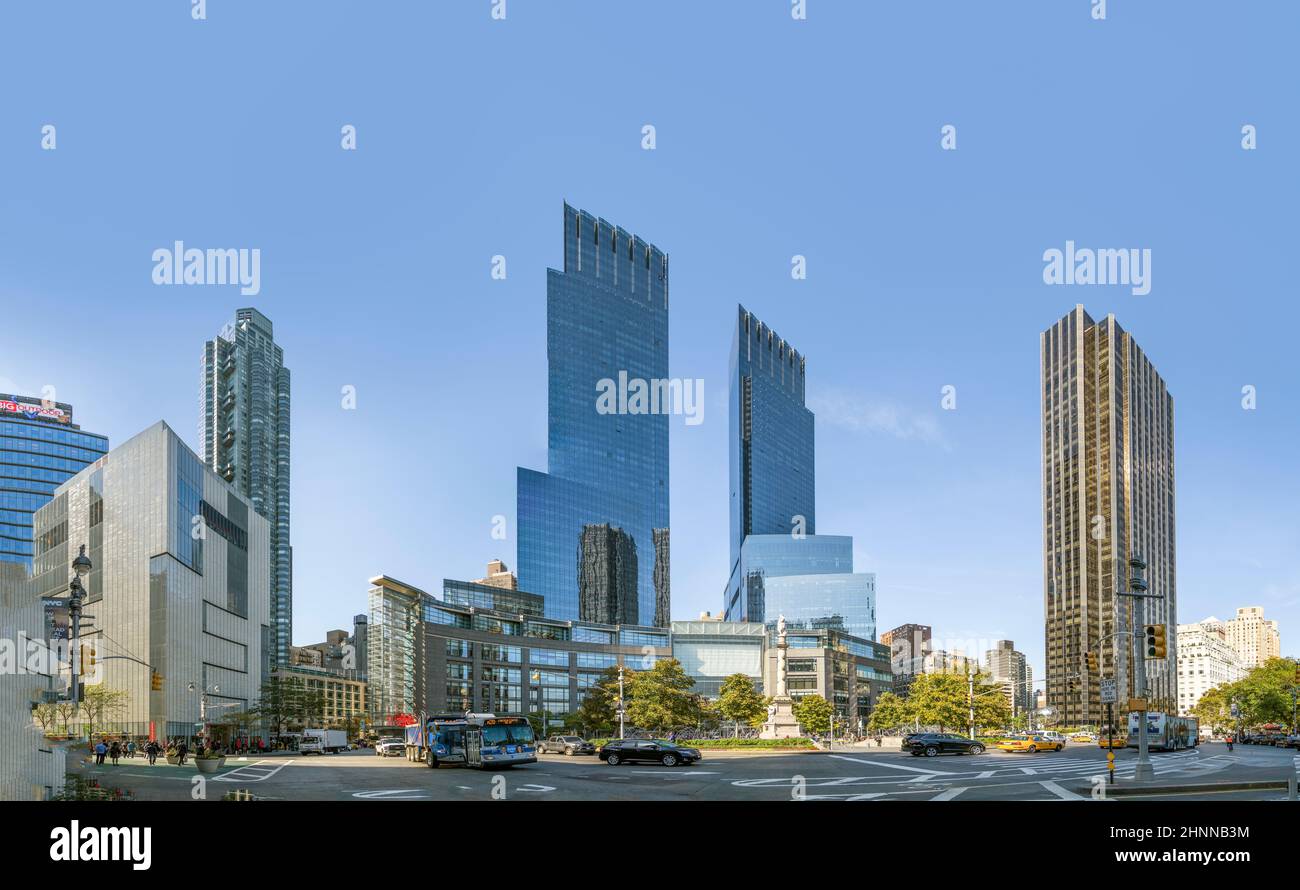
[598,738,702,767]
[903,733,986,757]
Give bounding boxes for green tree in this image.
[717,673,768,735]
[792,694,833,735]
[32,702,59,735]
[252,674,312,737]
[573,666,621,735]
[80,685,130,740]
[866,691,911,733]
[625,659,702,731]
[906,672,968,732]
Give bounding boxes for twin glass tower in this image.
[517,205,670,627]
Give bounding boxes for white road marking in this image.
[828,755,945,775]
[930,787,968,801]
[514,784,555,793]
[212,760,293,783]
[1039,780,1086,800]
[351,789,430,799]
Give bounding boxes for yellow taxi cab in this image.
[995,734,1065,754]
[1097,733,1127,749]
[1069,733,1094,743]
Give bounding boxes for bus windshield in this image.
[482,723,534,746]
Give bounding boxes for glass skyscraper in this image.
[517,204,670,625]
[0,394,107,571]
[721,308,876,639]
[200,308,292,668]
[725,306,816,620]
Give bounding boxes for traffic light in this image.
[1144,624,1167,659]
[1086,651,1099,673]
[151,672,163,692]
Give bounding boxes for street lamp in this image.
[67,545,92,704]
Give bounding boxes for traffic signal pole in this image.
[1125,555,1156,783]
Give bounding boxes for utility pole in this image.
[617,665,626,740]
[967,664,976,740]
[1125,555,1156,782]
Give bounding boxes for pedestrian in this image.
[109,741,120,765]
[126,740,136,759]
[146,741,158,765]
[94,740,107,765]
[177,739,188,766]
[1226,734,1234,752]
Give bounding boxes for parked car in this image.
[374,737,405,757]
[996,734,1064,754]
[1282,734,1300,749]
[598,738,701,767]
[904,733,986,757]
[538,735,595,756]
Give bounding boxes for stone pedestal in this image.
[761,696,803,739]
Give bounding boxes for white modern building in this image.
[32,422,271,740]
[1224,606,1280,669]
[1176,618,1246,716]
[0,562,66,799]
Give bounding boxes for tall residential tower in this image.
[1041,306,1177,725]
[517,204,670,626]
[201,308,292,668]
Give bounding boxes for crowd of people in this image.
[88,734,271,766]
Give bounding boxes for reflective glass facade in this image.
[517,205,670,625]
[726,533,853,623]
[728,306,814,588]
[0,395,107,570]
[762,572,876,641]
[201,308,292,667]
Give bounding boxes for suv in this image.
[903,733,986,757]
[538,735,595,756]
[599,739,702,767]
[374,737,405,757]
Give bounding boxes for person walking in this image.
[146,741,158,765]
[1226,734,1235,752]
[126,740,136,759]
[109,741,121,765]
[177,739,188,766]
[94,740,107,766]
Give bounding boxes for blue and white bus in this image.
[406,713,536,768]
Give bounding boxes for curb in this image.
[1071,778,1294,797]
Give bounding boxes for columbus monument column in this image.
[761,614,803,739]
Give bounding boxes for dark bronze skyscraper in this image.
[1041,306,1177,725]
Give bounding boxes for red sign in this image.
[390,712,417,727]
[0,398,70,423]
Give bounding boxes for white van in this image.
[1036,730,1068,744]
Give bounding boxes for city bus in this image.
[1127,711,1199,751]
[406,713,536,768]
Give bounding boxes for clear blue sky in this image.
[2,2,1296,685]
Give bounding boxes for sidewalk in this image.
[1064,772,1299,798]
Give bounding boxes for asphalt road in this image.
[71,741,1300,802]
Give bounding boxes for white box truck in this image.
[300,729,348,755]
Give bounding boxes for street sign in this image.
[1230,703,1240,718]
[1127,697,1147,711]
[1100,678,1117,704]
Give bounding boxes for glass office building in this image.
[729,305,815,570]
[517,204,670,625]
[0,394,107,571]
[766,627,892,729]
[762,572,876,641]
[200,307,292,668]
[725,307,817,622]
